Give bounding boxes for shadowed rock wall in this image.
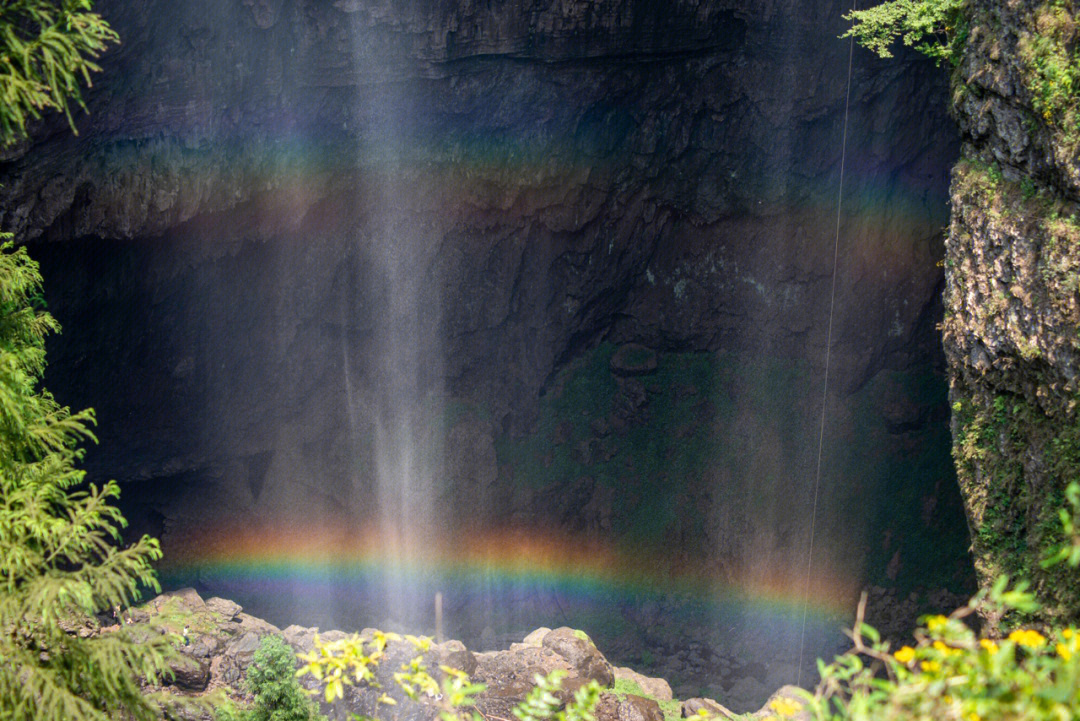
[1,0,971,703]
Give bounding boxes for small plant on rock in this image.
[513,670,601,721]
[219,636,325,721]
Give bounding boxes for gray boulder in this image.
[614,666,673,701]
[542,627,615,687]
[681,697,737,720]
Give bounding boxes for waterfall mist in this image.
[18,0,977,712]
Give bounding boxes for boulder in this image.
[159,587,205,609]
[614,666,673,701]
[429,639,478,677]
[681,698,736,720]
[542,628,615,688]
[596,693,664,721]
[225,631,262,660]
[282,624,318,651]
[618,695,664,721]
[205,597,243,621]
[167,656,210,692]
[236,613,280,636]
[522,627,551,647]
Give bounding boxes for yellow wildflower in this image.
[926,615,948,631]
[920,660,941,673]
[769,698,802,717]
[1058,642,1073,661]
[968,713,981,721]
[1008,629,1047,649]
[1063,628,1075,639]
[893,646,916,664]
[979,639,999,654]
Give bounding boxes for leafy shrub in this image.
[222,635,325,721]
[513,670,601,721]
[842,0,967,64]
[762,483,1080,721]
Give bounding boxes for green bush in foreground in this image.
[218,635,325,721]
[0,240,184,721]
[776,482,1080,721]
[790,581,1079,721]
[0,4,198,720]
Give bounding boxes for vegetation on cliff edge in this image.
[0,3,190,721]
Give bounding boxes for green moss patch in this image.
[953,388,1080,623]
[610,678,682,721]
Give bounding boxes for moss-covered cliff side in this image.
[943,0,1080,623]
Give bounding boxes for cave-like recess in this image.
[5,0,973,708]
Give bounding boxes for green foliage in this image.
[513,670,601,721]
[843,0,967,64]
[1043,482,1080,569]
[952,386,1080,621]
[297,629,486,721]
[234,635,325,721]
[0,5,184,720]
[296,629,418,707]
[0,242,187,721]
[786,580,1078,720]
[781,505,1080,721]
[0,0,118,142]
[1017,3,1080,138]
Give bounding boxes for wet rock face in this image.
[942,1,1080,621]
[14,0,955,493]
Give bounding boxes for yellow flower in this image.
[979,639,999,654]
[1058,642,1074,661]
[1063,628,1075,639]
[920,660,941,673]
[894,646,916,664]
[926,615,948,631]
[933,640,958,656]
[769,698,802,717]
[967,713,981,721]
[1008,629,1047,649]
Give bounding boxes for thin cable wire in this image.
[796,0,857,689]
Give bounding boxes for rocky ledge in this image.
[127,588,807,720]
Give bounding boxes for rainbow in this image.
[158,518,859,636]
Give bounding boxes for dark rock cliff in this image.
[0,0,969,704]
[943,0,1080,623]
